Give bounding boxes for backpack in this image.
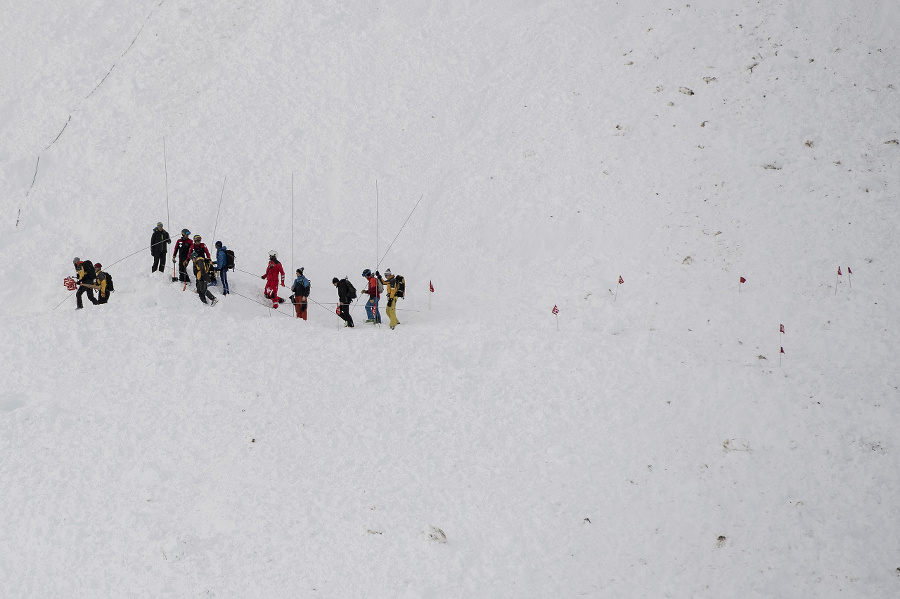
[82,260,96,281]
[293,276,310,297]
[344,278,357,301]
[104,271,115,293]
[376,278,384,295]
[225,249,235,270]
[394,275,405,298]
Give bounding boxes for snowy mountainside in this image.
[1,1,899,597]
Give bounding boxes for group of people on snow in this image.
[70,222,406,329]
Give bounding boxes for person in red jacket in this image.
[172,229,194,283]
[361,268,381,324]
[261,250,285,307]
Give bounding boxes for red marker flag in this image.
[552,305,559,315]
[848,267,852,274]
[618,276,624,284]
[740,277,746,284]
[837,267,842,276]
[780,324,785,334]
[780,347,785,354]
[429,280,434,292]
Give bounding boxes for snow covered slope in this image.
[1,1,898,597]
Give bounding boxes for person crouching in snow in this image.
[261,250,285,307]
[192,251,218,306]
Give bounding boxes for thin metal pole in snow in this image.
[291,172,294,276]
[163,137,170,230]
[212,176,226,241]
[378,193,424,268]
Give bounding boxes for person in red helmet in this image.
[261,250,285,308]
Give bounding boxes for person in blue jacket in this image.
[214,241,230,295]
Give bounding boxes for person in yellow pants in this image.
[377,269,401,329]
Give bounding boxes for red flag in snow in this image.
[552,305,559,315]
[740,277,746,284]
[780,324,785,334]
[847,267,852,274]
[780,347,785,354]
[837,267,842,276]
[429,280,434,292]
[618,276,624,285]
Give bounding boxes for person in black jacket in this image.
[151,222,171,273]
[332,277,354,327]
[73,257,99,309]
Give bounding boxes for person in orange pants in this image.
[291,268,310,320]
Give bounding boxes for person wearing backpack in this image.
[214,241,230,295]
[332,277,355,327]
[376,269,402,329]
[361,269,381,324]
[192,251,218,306]
[94,263,113,304]
[261,250,285,308]
[151,222,171,273]
[290,268,310,320]
[73,257,99,309]
[172,229,194,283]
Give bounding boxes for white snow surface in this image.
[1,1,899,597]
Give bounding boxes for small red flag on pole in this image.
[429,281,434,292]
[847,267,852,289]
[552,305,559,315]
[780,345,784,366]
[835,266,841,295]
[739,276,746,292]
[837,267,842,276]
[780,324,785,334]
[618,276,624,285]
[614,276,624,302]
[552,305,559,330]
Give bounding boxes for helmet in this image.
[362,269,372,277]
[332,277,339,285]
[215,241,222,248]
[269,250,277,258]
[73,257,80,264]
[193,235,201,242]
[384,269,392,278]
[94,263,102,270]
[182,229,190,236]
[156,222,164,229]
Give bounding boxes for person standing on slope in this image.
[214,241,230,295]
[290,268,310,320]
[261,250,285,307]
[172,229,194,283]
[73,257,99,309]
[151,222,171,274]
[332,276,355,328]
[192,251,218,306]
[376,269,401,330]
[94,263,112,305]
[361,268,381,324]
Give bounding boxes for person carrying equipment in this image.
[94,263,113,304]
[172,229,194,283]
[261,250,285,308]
[192,251,218,306]
[290,267,310,320]
[214,241,230,295]
[72,257,99,310]
[192,235,214,285]
[376,269,401,330]
[332,276,356,328]
[151,222,171,273]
